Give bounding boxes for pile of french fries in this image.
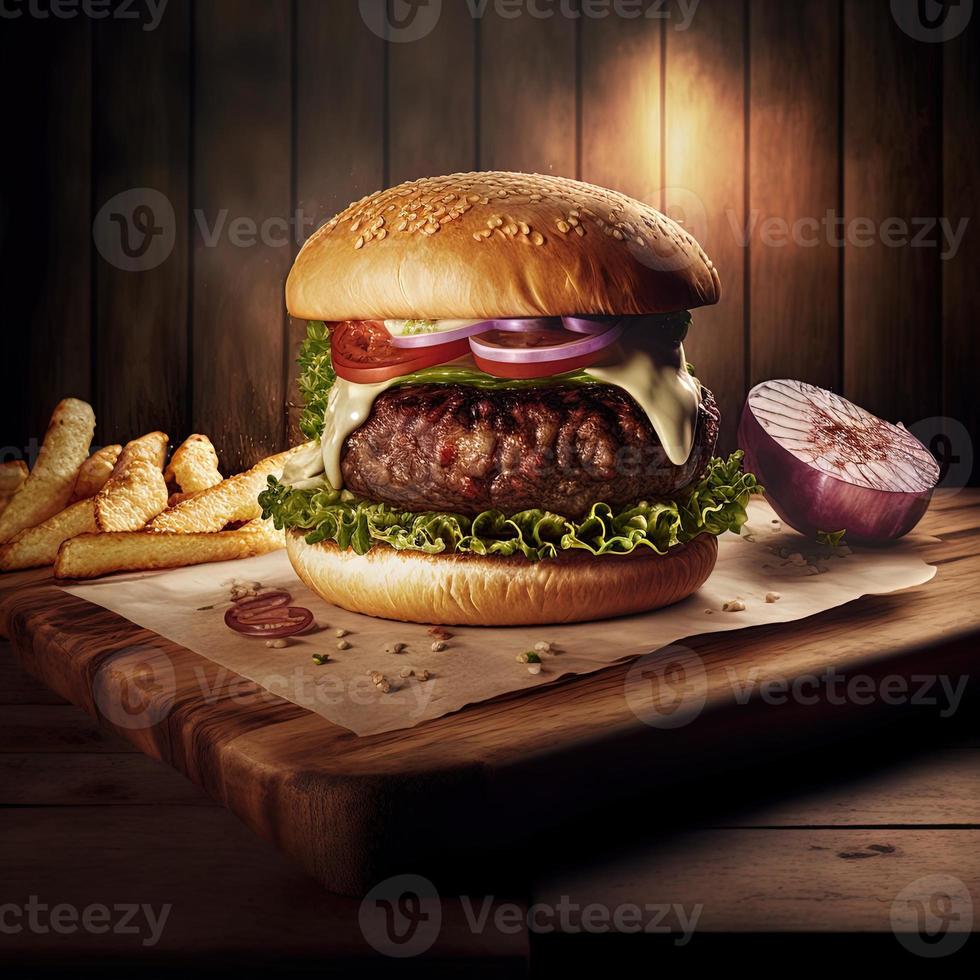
[0,398,303,580]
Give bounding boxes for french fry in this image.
[54,519,285,580]
[148,445,305,534]
[0,432,172,572]
[0,398,95,544]
[0,460,28,517]
[0,460,28,495]
[112,431,168,470]
[94,432,170,532]
[70,445,122,502]
[164,434,222,493]
[0,499,98,571]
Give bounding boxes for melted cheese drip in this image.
[585,337,701,466]
[291,339,701,491]
[319,376,402,489]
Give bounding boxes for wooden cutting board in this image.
[2,491,979,896]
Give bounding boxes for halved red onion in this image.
[468,322,622,364]
[738,380,940,544]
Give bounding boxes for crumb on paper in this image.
[431,640,447,652]
[368,670,391,694]
[229,580,263,602]
[534,641,551,654]
[384,641,406,655]
[337,639,350,650]
[335,628,348,638]
[427,627,453,641]
[527,664,542,675]
[264,638,288,649]
[399,666,413,678]
[765,591,781,603]
[722,599,746,612]
[416,669,430,682]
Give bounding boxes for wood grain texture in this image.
[0,17,92,445]
[580,11,661,203]
[479,4,576,175]
[388,1,476,184]
[288,0,386,443]
[664,0,746,453]
[93,3,190,444]
[943,11,979,477]
[842,0,942,426]
[721,750,980,827]
[0,753,209,806]
[192,0,292,470]
[0,807,528,963]
[749,0,841,390]
[1,495,979,895]
[0,703,134,752]
[540,828,980,932]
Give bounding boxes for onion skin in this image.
[738,399,934,544]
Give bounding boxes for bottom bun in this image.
[286,531,718,626]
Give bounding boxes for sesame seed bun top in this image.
[286,171,721,322]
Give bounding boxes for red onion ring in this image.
[468,323,622,364]
[738,380,940,544]
[489,317,563,332]
[388,320,496,349]
[225,605,314,638]
[561,315,622,334]
[232,589,292,611]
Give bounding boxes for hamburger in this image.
[261,172,759,625]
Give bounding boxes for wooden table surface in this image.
[2,492,979,971]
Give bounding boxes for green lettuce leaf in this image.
[297,321,336,442]
[259,451,761,562]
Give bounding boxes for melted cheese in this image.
[288,338,701,491]
[585,337,701,465]
[319,376,402,489]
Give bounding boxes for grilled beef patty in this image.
[340,382,719,519]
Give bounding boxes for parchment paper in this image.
[62,500,937,736]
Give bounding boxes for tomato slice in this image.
[331,320,470,384]
[472,350,600,379]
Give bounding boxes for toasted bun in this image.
[287,172,720,322]
[286,531,718,626]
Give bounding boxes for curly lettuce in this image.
[260,452,761,562]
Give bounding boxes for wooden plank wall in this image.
[3,0,976,479]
